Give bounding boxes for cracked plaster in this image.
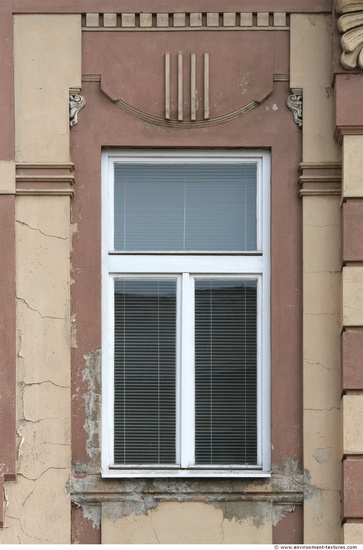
[101,501,273,544]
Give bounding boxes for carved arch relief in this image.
[336,0,363,69]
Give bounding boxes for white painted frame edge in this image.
[101,149,271,477]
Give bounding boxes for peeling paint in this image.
[272,504,296,526]
[313,447,332,464]
[103,497,158,522]
[71,314,77,349]
[81,348,101,467]
[214,501,270,527]
[78,503,101,530]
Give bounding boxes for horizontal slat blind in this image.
[194,279,258,465]
[114,279,177,465]
[114,163,257,251]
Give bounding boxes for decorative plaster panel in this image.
[336,0,363,69]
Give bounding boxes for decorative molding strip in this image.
[16,164,75,196]
[273,74,290,82]
[287,93,303,127]
[115,94,271,129]
[299,189,341,197]
[70,94,86,127]
[298,161,342,197]
[165,52,210,122]
[336,0,363,69]
[82,74,101,82]
[82,12,289,31]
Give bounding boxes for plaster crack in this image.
[17,296,65,321]
[344,304,362,312]
[150,513,161,544]
[305,223,339,228]
[305,313,338,317]
[24,380,68,389]
[304,406,340,411]
[305,360,337,371]
[219,516,225,544]
[304,270,340,274]
[16,219,68,240]
[19,466,67,483]
[38,87,68,101]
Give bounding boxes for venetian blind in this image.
[114,163,257,251]
[194,279,258,465]
[114,279,177,465]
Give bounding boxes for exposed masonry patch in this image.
[303,468,322,502]
[71,314,77,349]
[82,348,101,466]
[76,503,101,530]
[272,504,296,526]
[212,501,272,527]
[313,447,332,464]
[102,498,158,522]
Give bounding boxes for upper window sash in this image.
[105,151,266,255]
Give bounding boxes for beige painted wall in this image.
[0,196,72,543]
[14,15,81,163]
[102,501,273,544]
[0,14,81,543]
[302,196,341,543]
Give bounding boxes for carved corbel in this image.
[287,91,303,128]
[69,94,86,127]
[336,0,363,70]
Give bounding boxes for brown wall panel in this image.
[0,196,16,479]
[273,506,303,544]
[0,6,14,160]
[343,459,363,519]
[342,330,363,391]
[71,505,101,544]
[335,74,363,136]
[343,201,363,262]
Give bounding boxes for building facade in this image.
[0,0,362,544]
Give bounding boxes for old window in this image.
[102,150,270,477]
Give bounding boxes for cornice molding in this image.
[336,0,363,69]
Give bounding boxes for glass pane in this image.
[114,279,177,465]
[114,163,257,251]
[194,279,258,465]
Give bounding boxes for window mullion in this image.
[180,272,195,468]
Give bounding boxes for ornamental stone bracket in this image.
[287,91,303,128]
[69,93,86,127]
[336,0,363,70]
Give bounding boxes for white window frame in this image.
[101,149,271,478]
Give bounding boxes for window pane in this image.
[194,279,258,465]
[114,279,177,465]
[114,163,257,251]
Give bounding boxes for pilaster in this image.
[335,0,363,543]
[291,13,342,543]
